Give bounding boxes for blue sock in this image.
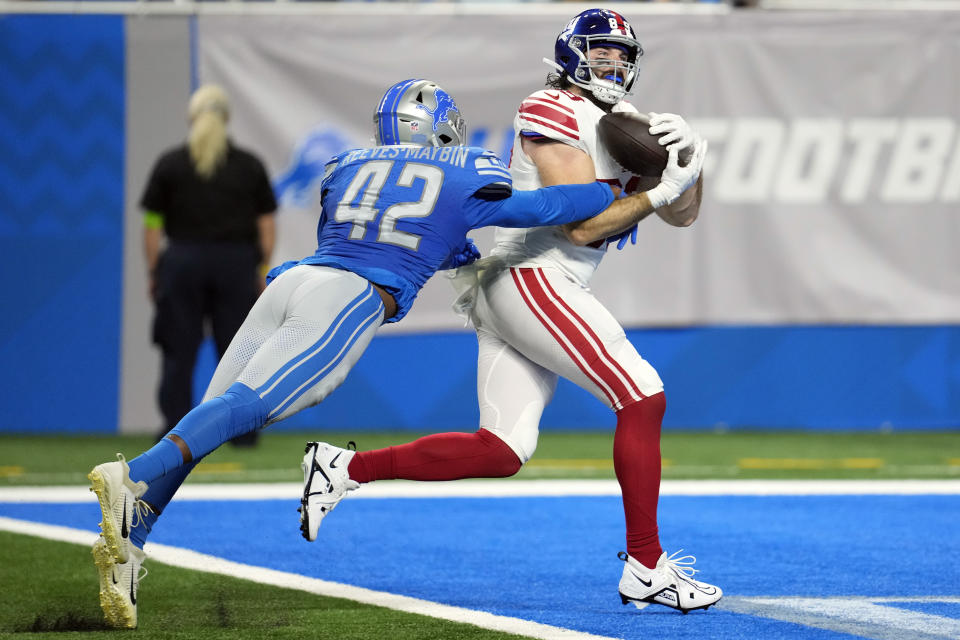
[129,461,197,550]
[129,382,268,485]
[128,439,187,486]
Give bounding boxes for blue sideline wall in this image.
[0,15,958,434]
[190,326,960,432]
[0,15,125,434]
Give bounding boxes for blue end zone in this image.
[191,325,960,430]
[4,494,958,639]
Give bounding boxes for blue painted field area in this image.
[4,494,959,639]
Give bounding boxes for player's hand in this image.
[440,238,482,270]
[607,224,638,250]
[645,138,707,210]
[648,112,699,154]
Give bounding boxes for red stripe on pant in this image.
[513,268,643,409]
[534,269,646,404]
[511,268,615,405]
[513,267,663,566]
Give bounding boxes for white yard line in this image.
[0,516,616,640]
[719,596,960,640]
[1,479,959,503]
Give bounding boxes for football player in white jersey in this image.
[470,8,720,612]
[301,9,718,615]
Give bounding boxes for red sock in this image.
[347,428,521,483]
[614,392,666,568]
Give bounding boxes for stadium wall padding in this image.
[190,325,960,432]
[0,12,957,434]
[0,15,125,434]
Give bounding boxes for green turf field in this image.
[0,532,528,639]
[1,430,957,486]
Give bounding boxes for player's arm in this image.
[646,112,703,227]
[522,137,652,245]
[480,180,616,228]
[657,174,702,227]
[524,137,704,245]
[627,173,703,227]
[466,147,614,228]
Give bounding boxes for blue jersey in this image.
[275,144,614,322]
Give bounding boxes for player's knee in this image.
[489,436,524,478]
[479,427,534,473]
[618,390,667,420]
[498,454,523,478]
[607,335,665,402]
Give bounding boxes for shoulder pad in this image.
[319,151,352,192]
[516,90,586,143]
[466,147,512,200]
[473,149,512,183]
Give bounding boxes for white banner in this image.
[199,11,960,331]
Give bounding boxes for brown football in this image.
[597,111,668,178]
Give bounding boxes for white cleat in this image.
[92,536,147,629]
[299,441,359,541]
[618,550,722,613]
[88,453,149,563]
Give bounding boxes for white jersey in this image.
[491,89,640,286]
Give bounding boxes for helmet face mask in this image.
[552,9,643,104]
[373,79,466,147]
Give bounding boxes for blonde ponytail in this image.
[187,85,230,179]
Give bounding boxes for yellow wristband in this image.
[143,210,165,230]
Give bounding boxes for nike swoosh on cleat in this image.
[329,452,342,469]
[312,460,331,484]
[121,502,129,539]
[130,576,136,605]
[631,570,652,587]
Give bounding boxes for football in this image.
[597,111,668,178]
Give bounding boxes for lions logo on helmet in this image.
[373,79,466,148]
[547,9,643,105]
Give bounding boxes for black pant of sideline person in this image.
[152,240,262,445]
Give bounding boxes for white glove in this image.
[649,112,699,155]
[645,138,708,209]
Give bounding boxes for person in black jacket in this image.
[141,84,276,446]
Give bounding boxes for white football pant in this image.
[472,266,663,462]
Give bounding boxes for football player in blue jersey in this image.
[85,78,696,629]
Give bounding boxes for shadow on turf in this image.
[18,611,111,632]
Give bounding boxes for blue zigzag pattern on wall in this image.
[0,16,125,433]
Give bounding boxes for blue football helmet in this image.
[373,79,466,148]
[547,9,643,104]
